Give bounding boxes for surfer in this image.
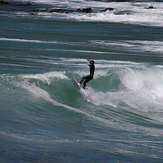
[78,59,95,89]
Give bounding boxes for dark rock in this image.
[48,8,67,13]
[101,8,115,12]
[77,7,92,13]
[144,6,156,9]
[33,7,93,14]
[31,13,37,15]
[0,0,9,5]
[17,3,32,6]
[83,7,92,13]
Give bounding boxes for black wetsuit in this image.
[79,61,95,89]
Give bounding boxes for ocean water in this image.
[1,0,163,162]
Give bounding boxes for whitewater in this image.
[1,0,163,162]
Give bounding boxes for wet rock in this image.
[0,0,9,5]
[77,7,92,13]
[48,8,67,13]
[32,7,93,14]
[101,8,115,12]
[17,3,32,6]
[144,6,156,9]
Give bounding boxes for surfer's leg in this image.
[83,77,92,89]
[79,76,87,85]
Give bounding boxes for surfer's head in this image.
[90,60,94,65]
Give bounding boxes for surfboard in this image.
[71,75,80,91]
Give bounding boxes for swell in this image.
[1,63,163,112]
[1,64,163,135]
[1,60,163,107]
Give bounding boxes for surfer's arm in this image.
[86,59,91,65]
[86,63,91,66]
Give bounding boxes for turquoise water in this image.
[1,0,163,162]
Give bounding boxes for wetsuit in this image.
[79,60,95,89]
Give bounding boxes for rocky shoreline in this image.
[0,0,162,15]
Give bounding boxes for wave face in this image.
[1,58,163,162]
[1,0,163,162]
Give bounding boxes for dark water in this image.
[1,0,163,162]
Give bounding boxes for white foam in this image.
[77,65,163,113]
[82,85,163,113]
[81,87,117,108]
[120,67,163,112]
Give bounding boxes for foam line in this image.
[0,37,57,44]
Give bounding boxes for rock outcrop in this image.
[0,0,9,5]
[0,1,160,16]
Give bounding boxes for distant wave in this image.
[0,37,57,44]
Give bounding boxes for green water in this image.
[1,0,163,162]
